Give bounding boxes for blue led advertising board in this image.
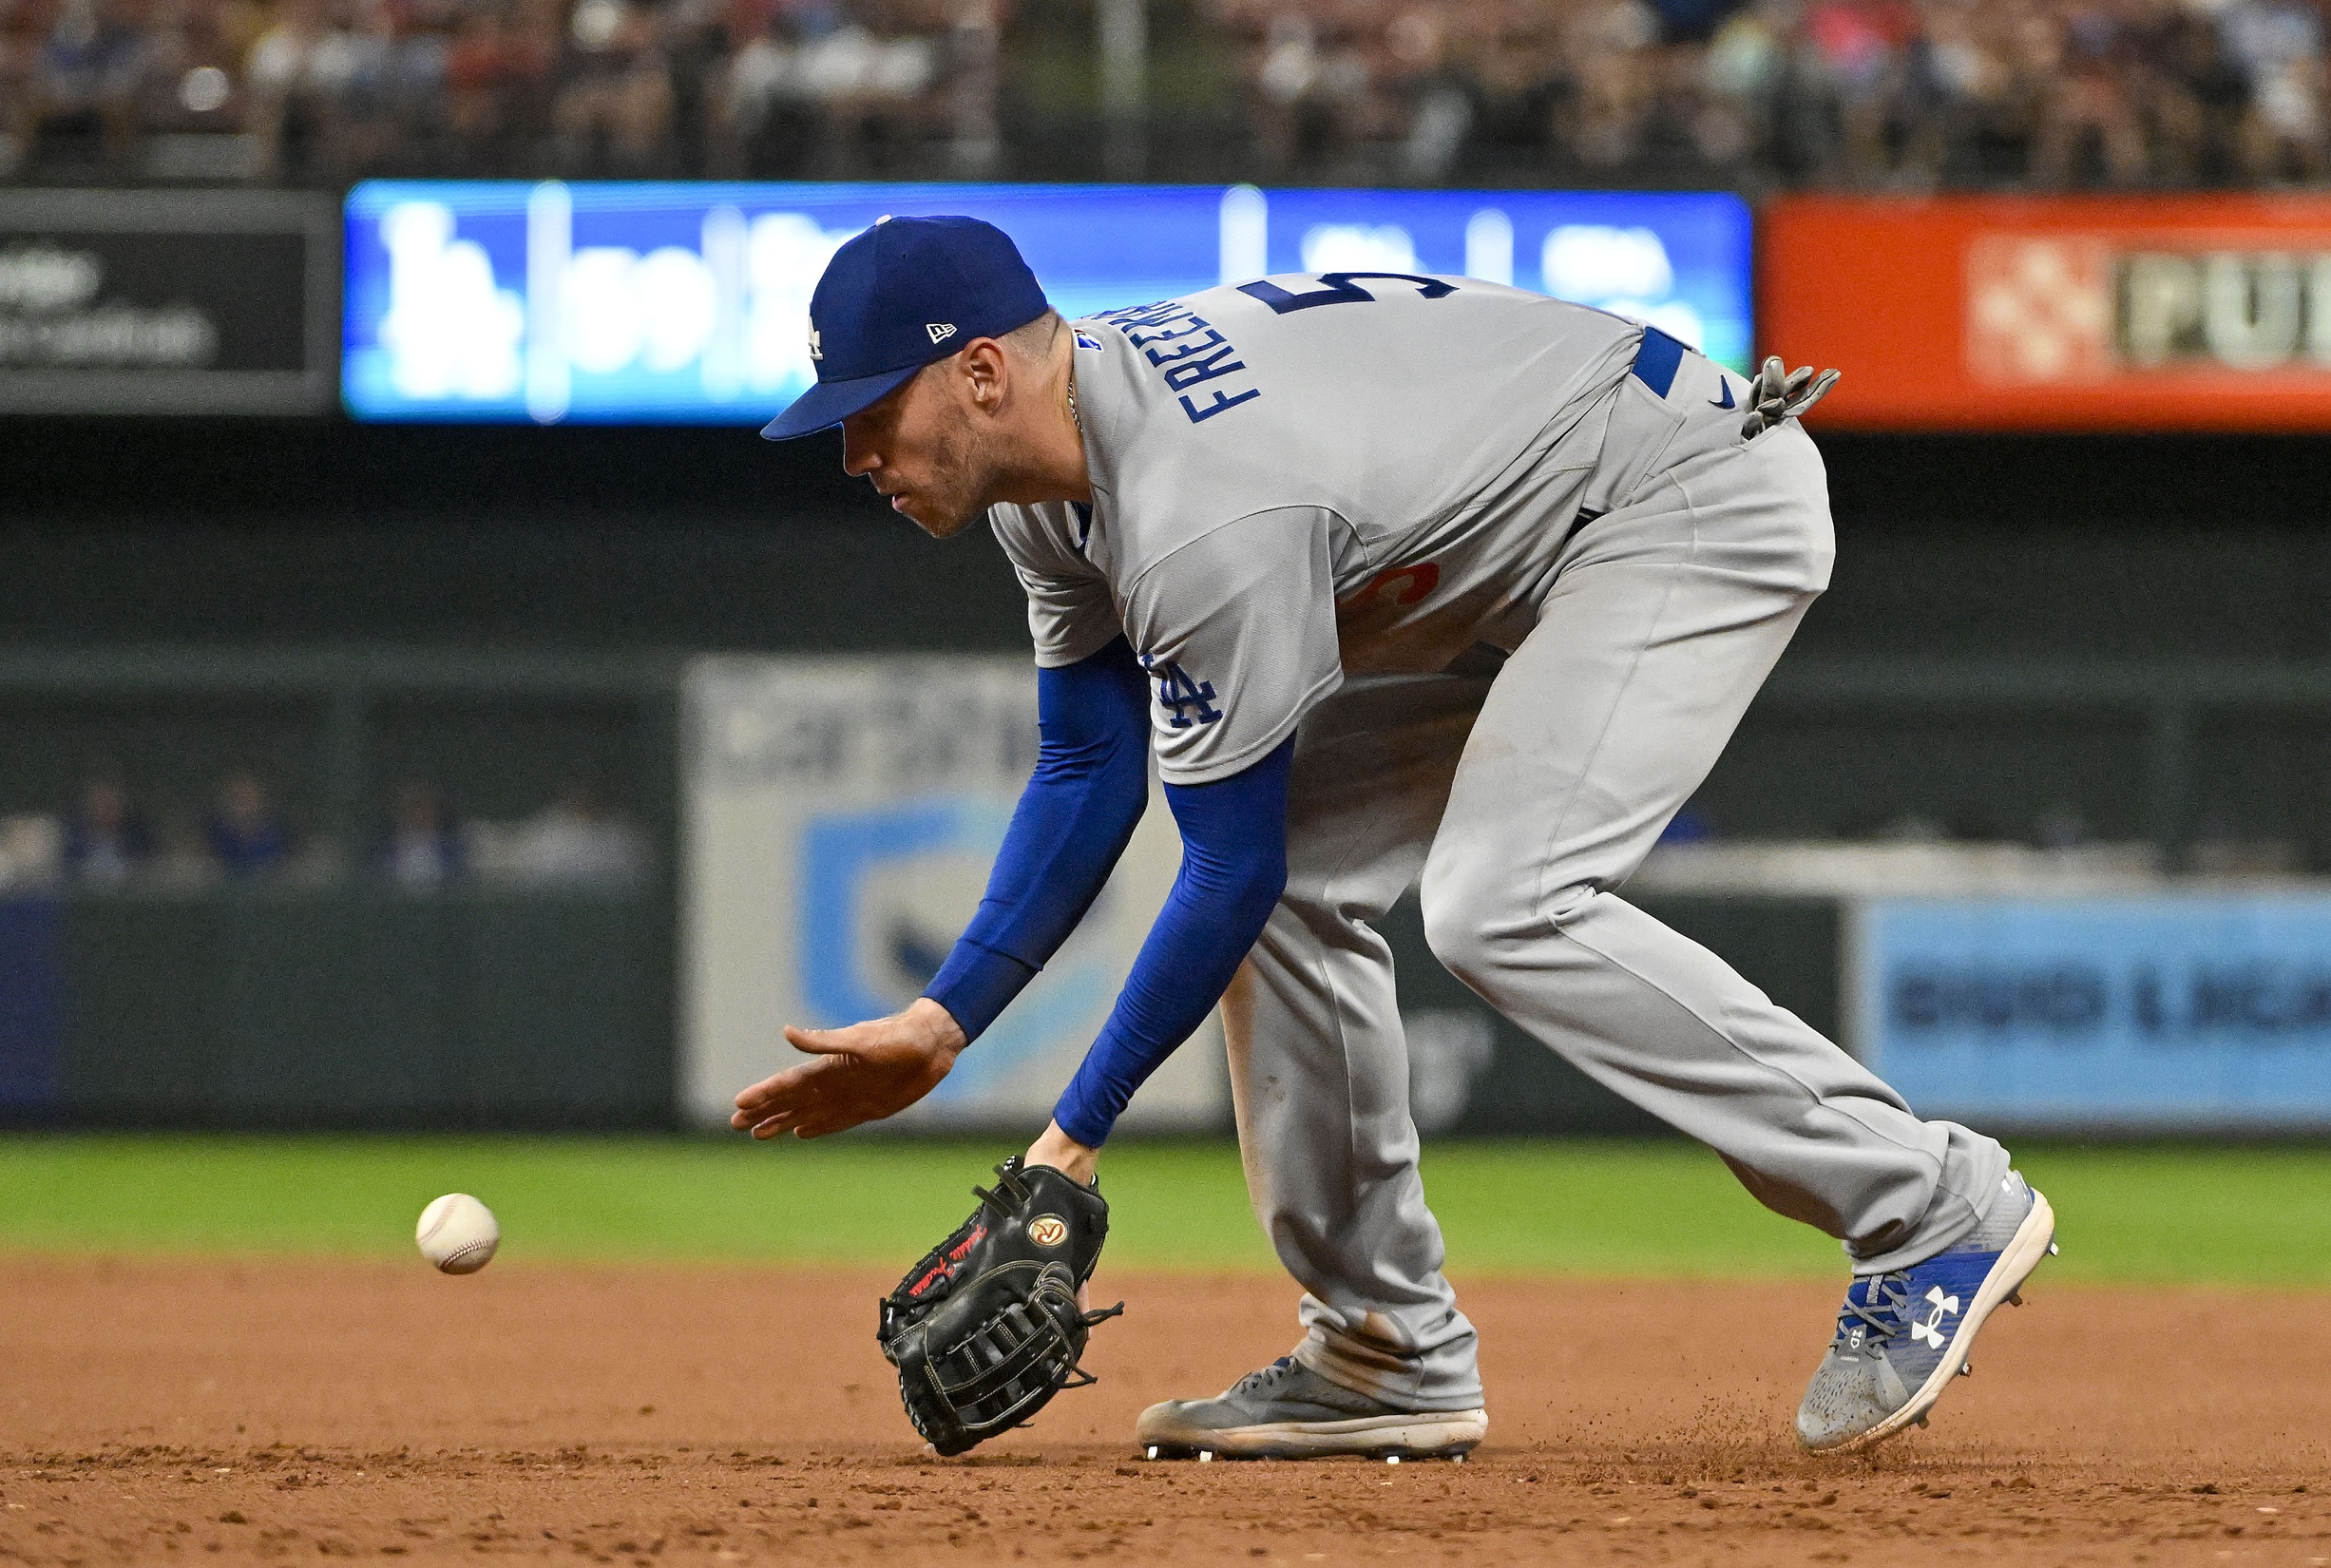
[343,181,1751,424]
[1857,896,2331,1131]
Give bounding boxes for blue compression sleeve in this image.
[1053,736,1294,1148]
[923,638,1152,1040]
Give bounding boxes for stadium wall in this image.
[6,187,2331,1137]
[0,879,1827,1135]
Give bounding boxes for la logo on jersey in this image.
[1141,654,1221,729]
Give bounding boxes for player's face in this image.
[840,362,991,540]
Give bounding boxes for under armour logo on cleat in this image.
[1909,1287,1960,1348]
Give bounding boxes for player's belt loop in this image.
[1630,326,1686,400]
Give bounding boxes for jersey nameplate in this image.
[1095,300,1263,426]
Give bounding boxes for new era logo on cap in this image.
[761,216,1050,441]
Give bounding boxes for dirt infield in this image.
[3,1258,2325,1565]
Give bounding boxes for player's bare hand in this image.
[731,997,967,1139]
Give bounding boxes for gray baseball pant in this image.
[1219,391,2014,1411]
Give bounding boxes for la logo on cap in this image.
[760,214,1051,442]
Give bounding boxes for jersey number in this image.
[1237,272,1457,314]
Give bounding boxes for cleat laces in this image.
[1228,1357,1298,1397]
[1837,1275,1916,1348]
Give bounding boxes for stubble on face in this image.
[847,345,1043,539]
[905,392,987,540]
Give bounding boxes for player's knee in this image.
[1420,899,1487,985]
[1423,854,1603,982]
[1418,859,1499,984]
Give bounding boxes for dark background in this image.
[9,415,2328,852]
[6,418,2331,659]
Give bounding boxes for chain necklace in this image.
[1066,364,1082,435]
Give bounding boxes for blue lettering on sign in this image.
[1889,966,2112,1035]
[1095,299,1263,426]
[1887,958,2331,1037]
[1139,654,1222,728]
[1862,895,2331,1129]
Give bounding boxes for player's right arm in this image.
[733,528,1148,1139]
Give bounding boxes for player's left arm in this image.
[1029,736,1293,1176]
[1025,507,1341,1176]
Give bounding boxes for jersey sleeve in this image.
[1122,507,1344,786]
[989,502,1123,669]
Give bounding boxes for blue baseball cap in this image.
[760,215,1050,441]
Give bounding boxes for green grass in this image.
[0,1135,2324,1287]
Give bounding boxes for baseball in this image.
[415,1193,499,1274]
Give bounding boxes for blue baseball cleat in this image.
[1796,1173,2058,1453]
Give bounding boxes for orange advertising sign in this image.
[1761,195,2331,430]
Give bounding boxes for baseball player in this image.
[736,214,2058,1459]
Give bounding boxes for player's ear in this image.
[958,337,1009,412]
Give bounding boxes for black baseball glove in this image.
[877,1156,1121,1456]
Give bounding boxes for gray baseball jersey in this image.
[986,275,1642,786]
[987,275,2017,1421]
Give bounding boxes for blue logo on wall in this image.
[798,798,1114,1102]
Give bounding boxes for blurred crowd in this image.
[1214,0,2330,185]
[2,0,2326,186]
[0,0,992,182]
[0,767,652,889]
